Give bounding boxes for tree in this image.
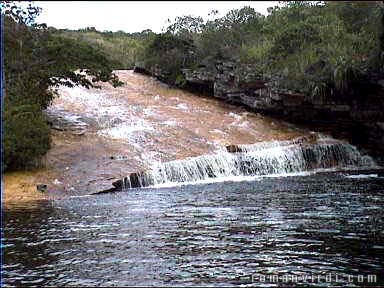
[165,15,204,41]
[3,1,122,170]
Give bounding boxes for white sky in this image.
[34,1,279,33]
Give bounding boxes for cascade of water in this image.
[119,136,378,189]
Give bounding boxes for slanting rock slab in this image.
[226,134,320,153]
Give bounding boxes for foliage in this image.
[165,15,204,40]
[4,105,51,170]
[3,2,122,170]
[137,1,384,97]
[56,28,156,69]
[142,33,196,83]
[198,6,265,60]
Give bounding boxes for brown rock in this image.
[226,145,243,153]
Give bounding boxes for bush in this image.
[4,105,51,170]
[55,29,155,70]
[142,33,196,83]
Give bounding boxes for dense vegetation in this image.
[55,27,156,69]
[139,1,384,98]
[3,2,121,170]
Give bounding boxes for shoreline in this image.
[3,170,52,207]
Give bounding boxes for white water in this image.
[97,120,154,140]
[49,74,380,192]
[345,174,379,179]
[120,136,379,189]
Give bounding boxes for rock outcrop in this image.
[134,61,384,164]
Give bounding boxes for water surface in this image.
[3,172,384,286]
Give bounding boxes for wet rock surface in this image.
[45,108,89,135]
[105,133,378,192]
[5,70,309,200]
[135,62,384,164]
[8,70,380,198]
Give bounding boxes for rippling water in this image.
[3,171,384,287]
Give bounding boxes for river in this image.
[3,171,384,286]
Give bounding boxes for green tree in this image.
[3,1,121,170]
[142,32,195,83]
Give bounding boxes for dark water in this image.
[2,171,384,287]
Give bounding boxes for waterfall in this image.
[116,135,378,190]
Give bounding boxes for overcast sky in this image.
[34,1,278,33]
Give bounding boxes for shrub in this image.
[4,105,51,170]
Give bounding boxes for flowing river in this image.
[3,172,384,286]
[3,71,384,286]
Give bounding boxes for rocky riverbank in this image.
[134,61,384,164]
[4,70,310,202]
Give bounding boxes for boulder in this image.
[112,171,151,189]
[226,145,244,153]
[37,184,48,193]
[112,179,123,188]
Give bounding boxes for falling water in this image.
[118,135,378,189]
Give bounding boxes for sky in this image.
[34,1,279,33]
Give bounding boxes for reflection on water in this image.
[3,172,384,286]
